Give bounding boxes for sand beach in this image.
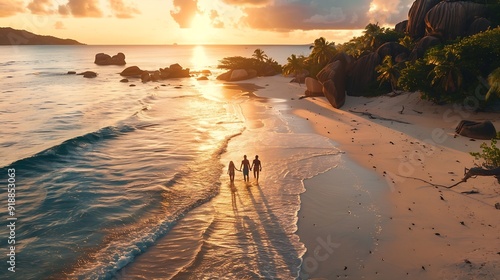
[233,75,500,279]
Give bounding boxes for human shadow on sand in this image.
[244,183,301,278]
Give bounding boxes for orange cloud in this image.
[209,10,224,28]
[170,0,199,28]
[54,21,65,29]
[242,1,370,31]
[110,0,140,19]
[367,0,409,26]
[58,0,102,18]
[238,0,412,31]
[0,0,25,17]
[27,0,55,15]
[221,0,272,7]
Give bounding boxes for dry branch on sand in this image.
[403,166,500,190]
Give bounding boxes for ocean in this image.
[0,45,346,279]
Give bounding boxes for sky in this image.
[0,0,414,45]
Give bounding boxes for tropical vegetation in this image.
[376,55,402,92]
[217,49,281,76]
[470,136,500,169]
[281,14,500,106]
[399,27,500,103]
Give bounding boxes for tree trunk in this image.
[463,167,500,182]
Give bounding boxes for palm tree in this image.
[363,23,382,50]
[282,54,305,77]
[427,48,463,93]
[252,48,268,62]
[309,37,337,66]
[486,67,500,101]
[398,35,415,50]
[376,55,401,92]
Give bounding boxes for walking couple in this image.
[228,155,262,183]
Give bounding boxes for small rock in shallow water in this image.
[77,71,97,78]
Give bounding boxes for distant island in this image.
[0,27,84,45]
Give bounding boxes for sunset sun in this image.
[188,13,213,43]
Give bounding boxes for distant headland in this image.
[0,27,84,45]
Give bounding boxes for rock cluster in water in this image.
[94,52,126,66]
[120,63,191,83]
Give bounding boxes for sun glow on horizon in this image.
[186,13,215,44]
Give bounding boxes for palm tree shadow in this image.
[246,184,301,278]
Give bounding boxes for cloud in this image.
[221,0,272,7]
[54,21,65,29]
[305,7,346,24]
[237,0,412,31]
[109,0,140,19]
[58,0,102,18]
[170,0,199,28]
[209,10,224,28]
[241,0,372,31]
[367,0,412,25]
[58,4,70,16]
[0,0,25,17]
[27,0,55,15]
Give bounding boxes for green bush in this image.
[397,28,500,103]
[398,59,434,95]
[470,136,500,168]
[217,56,281,76]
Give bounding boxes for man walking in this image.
[251,155,262,182]
[240,155,251,182]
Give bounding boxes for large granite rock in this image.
[230,69,249,81]
[425,1,487,40]
[120,66,143,77]
[317,60,346,109]
[329,52,355,74]
[467,17,491,36]
[322,79,345,109]
[217,69,257,81]
[395,20,408,34]
[216,71,232,81]
[94,52,126,66]
[346,52,380,96]
[409,35,441,61]
[455,120,497,140]
[407,0,441,39]
[376,42,409,62]
[304,77,323,96]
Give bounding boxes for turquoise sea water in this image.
[0,44,345,279]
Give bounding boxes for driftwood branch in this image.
[462,167,500,182]
[401,167,500,190]
[348,110,411,124]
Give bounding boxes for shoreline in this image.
[241,75,499,279]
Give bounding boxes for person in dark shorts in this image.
[240,155,251,182]
[251,155,262,182]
